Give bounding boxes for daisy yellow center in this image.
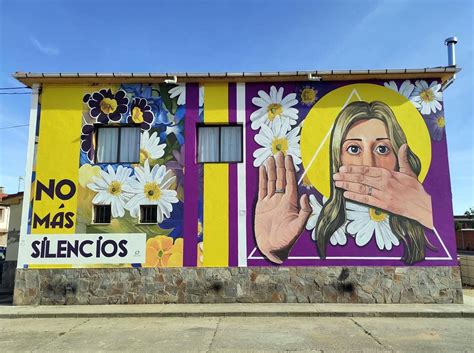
[419,89,434,103]
[144,182,161,201]
[100,98,118,114]
[131,107,144,123]
[436,116,445,128]
[267,103,283,121]
[271,137,288,155]
[107,181,122,195]
[369,208,387,222]
[301,88,317,105]
[140,149,149,164]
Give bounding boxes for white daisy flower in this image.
[383,80,415,99]
[250,85,298,132]
[169,84,186,105]
[410,80,442,115]
[253,119,302,171]
[125,160,178,222]
[199,85,204,107]
[305,195,347,246]
[346,203,400,251]
[169,84,204,107]
[140,130,165,164]
[87,165,133,218]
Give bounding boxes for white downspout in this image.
[17,83,40,267]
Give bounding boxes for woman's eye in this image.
[375,145,390,155]
[346,145,361,155]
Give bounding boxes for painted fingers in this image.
[275,151,286,192]
[257,152,298,200]
[341,191,387,211]
[284,154,297,196]
[333,172,384,192]
[397,143,417,178]
[258,165,267,200]
[334,165,400,210]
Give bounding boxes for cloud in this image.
[30,37,59,55]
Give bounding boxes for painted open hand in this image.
[333,144,434,229]
[255,152,312,264]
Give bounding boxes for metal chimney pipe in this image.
[441,37,458,90]
[444,37,458,66]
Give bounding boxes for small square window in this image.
[95,126,140,164]
[140,205,158,224]
[94,205,111,224]
[197,125,242,163]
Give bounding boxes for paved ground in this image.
[0,289,472,352]
[1,316,473,352]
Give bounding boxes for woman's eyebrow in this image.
[376,137,390,141]
[343,138,362,142]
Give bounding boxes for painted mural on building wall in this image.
[249,82,446,266]
[77,84,186,267]
[18,78,457,268]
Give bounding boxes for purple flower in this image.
[87,89,128,124]
[80,123,95,162]
[425,113,445,141]
[166,145,185,186]
[127,97,154,130]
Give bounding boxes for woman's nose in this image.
[362,150,375,167]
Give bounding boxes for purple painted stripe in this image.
[183,83,199,267]
[245,85,258,265]
[228,83,239,266]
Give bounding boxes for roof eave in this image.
[13,67,461,87]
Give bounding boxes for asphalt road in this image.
[1,316,473,352]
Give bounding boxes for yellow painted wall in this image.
[31,85,87,234]
[203,83,229,267]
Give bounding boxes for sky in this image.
[0,0,472,214]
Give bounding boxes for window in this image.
[95,126,140,164]
[93,205,111,224]
[197,125,242,163]
[140,205,158,223]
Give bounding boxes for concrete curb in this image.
[1,312,473,319]
[1,304,473,319]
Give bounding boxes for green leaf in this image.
[159,83,177,114]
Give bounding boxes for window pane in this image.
[94,205,111,223]
[220,126,242,162]
[96,128,119,163]
[119,127,140,163]
[140,205,158,223]
[197,127,219,162]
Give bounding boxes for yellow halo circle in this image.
[300,83,431,198]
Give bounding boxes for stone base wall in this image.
[459,253,474,286]
[13,266,463,305]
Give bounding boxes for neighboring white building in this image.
[0,192,23,295]
[0,205,9,252]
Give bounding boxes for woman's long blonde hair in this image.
[314,101,428,265]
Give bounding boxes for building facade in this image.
[12,69,463,304]
[0,192,23,296]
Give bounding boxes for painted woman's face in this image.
[341,119,397,170]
